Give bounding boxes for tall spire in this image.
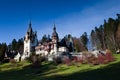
[53,23,56,32]
[52,23,59,41]
[29,20,32,28]
[27,20,33,34]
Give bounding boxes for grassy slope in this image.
[0,54,120,80]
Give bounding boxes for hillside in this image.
[0,54,120,80]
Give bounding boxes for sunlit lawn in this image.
[0,54,120,80]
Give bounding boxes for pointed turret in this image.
[52,24,59,43]
[23,21,38,60]
[52,24,59,54]
[27,21,33,35]
[53,24,56,32]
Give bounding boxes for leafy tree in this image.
[116,24,120,48]
[90,14,120,52]
[73,37,85,52]
[80,32,88,50]
[17,38,24,53]
[8,38,23,53]
[11,39,17,51]
[104,18,117,51]
[0,43,8,61]
[41,34,47,43]
[91,30,96,48]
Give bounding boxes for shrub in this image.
[62,56,71,66]
[10,59,16,64]
[32,60,41,68]
[26,54,41,68]
[2,59,10,63]
[53,56,62,65]
[40,56,47,62]
[87,54,99,65]
[31,55,41,68]
[98,54,108,64]
[79,56,85,64]
[105,51,114,62]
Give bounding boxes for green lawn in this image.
[0,54,120,80]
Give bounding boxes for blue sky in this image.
[0,0,120,44]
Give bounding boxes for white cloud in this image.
[36,0,120,40]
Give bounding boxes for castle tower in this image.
[52,24,59,54]
[23,21,38,58]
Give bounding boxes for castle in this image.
[21,21,38,60]
[35,24,69,56]
[22,22,74,60]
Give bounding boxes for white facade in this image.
[22,22,38,60]
[58,47,68,52]
[53,43,57,54]
[14,52,21,62]
[35,26,69,57]
[24,40,31,57]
